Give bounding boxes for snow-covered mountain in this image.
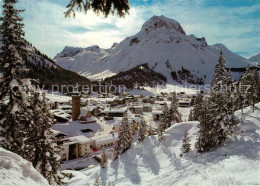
[0,35,90,87]
[54,15,250,84]
[248,53,260,62]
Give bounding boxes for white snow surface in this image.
[54,15,250,83]
[0,147,49,186]
[64,103,260,186]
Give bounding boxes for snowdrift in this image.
[0,147,49,186]
[64,103,260,186]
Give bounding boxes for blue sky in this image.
[0,0,259,58]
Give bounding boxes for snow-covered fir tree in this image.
[257,76,260,102]
[195,100,213,152]
[193,93,203,121]
[209,52,235,145]
[157,122,165,142]
[148,124,153,136]
[0,0,34,159]
[100,150,108,168]
[196,52,235,152]
[107,180,115,186]
[30,92,63,185]
[138,117,147,142]
[211,51,227,89]
[181,129,191,153]
[114,113,133,159]
[188,109,193,121]
[93,174,101,186]
[160,104,171,129]
[169,92,182,123]
[239,67,259,112]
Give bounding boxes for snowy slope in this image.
[248,53,260,62]
[54,15,250,83]
[0,147,49,186]
[63,103,260,186]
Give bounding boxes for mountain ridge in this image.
[54,15,251,84]
[0,35,91,89]
[248,53,260,62]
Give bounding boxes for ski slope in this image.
[63,103,260,186]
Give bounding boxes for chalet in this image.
[51,110,71,123]
[177,92,191,99]
[129,105,143,114]
[154,101,167,106]
[84,105,100,116]
[113,118,139,135]
[78,109,96,124]
[104,107,128,120]
[142,105,153,112]
[178,99,191,107]
[52,130,68,145]
[141,96,149,103]
[151,110,164,121]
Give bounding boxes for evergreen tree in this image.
[138,117,147,142]
[31,92,63,185]
[160,104,171,129]
[181,129,191,153]
[188,109,193,121]
[148,124,153,136]
[169,93,182,123]
[107,180,114,186]
[257,76,260,102]
[239,67,259,112]
[196,52,235,152]
[100,150,108,168]
[0,0,34,159]
[93,174,101,186]
[114,114,132,159]
[157,122,165,142]
[193,93,203,121]
[211,51,227,89]
[0,2,63,184]
[65,0,130,18]
[195,100,213,152]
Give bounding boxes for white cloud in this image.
[15,0,259,58]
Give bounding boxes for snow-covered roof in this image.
[59,105,72,109]
[178,99,191,104]
[78,109,89,119]
[51,129,68,136]
[131,105,143,109]
[52,120,100,138]
[151,110,163,115]
[91,133,118,144]
[71,135,92,144]
[112,117,139,126]
[103,107,128,113]
[143,104,153,108]
[86,105,98,112]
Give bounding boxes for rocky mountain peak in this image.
[141,15,186,35]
